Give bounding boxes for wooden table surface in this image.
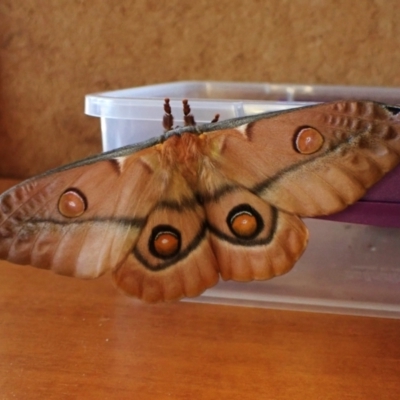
[1,179,400,400]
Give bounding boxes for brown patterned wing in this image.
[203,101,400,217]
[0,149,162,278]
[203,186,308,283]
[112,200,220,303]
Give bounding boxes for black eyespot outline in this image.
[226,203,264,240]
[148,224,182,259]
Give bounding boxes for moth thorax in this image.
[162,134,201,166]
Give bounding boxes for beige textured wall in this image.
[1,0,400,177]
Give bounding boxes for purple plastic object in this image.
[323,165,400,228]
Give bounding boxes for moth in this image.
[0,99,400,303]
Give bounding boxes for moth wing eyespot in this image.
[294,126,324,155]
[227,204,264,239]
[58,188,87,218]
[149,224,182,259]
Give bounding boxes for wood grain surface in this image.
[2,261,400,400]
[0,178,400,400]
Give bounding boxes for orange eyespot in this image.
[231,212,257,238]
[58,189,87,218]
[154,232,180,257]
[294,127,324,154]
[227,204,263,240]
[149,225,181,259]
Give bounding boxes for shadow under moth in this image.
[0,99,399,302]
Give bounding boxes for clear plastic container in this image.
[85,81,400,318]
